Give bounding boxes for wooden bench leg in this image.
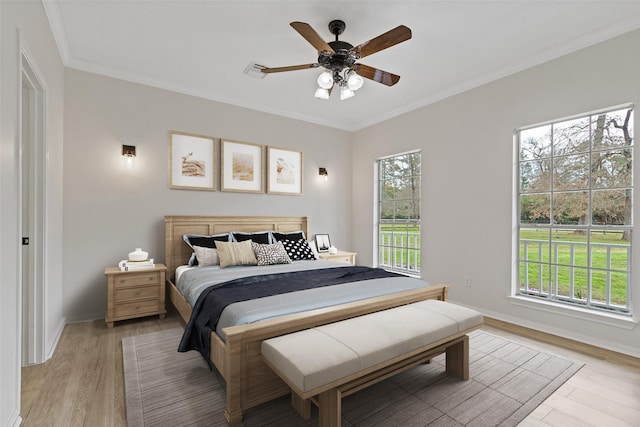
[319,389,341,427]
[291,392,311,420]
[445,335,469,380]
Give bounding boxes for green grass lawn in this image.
[379,224,420,271]
[377,225,630,307]
[519,229,629,306]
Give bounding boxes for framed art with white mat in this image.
[169,131,216,191]
[221,139,265,193]
[267,146,303,195]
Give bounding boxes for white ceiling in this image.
[43,1,640,131]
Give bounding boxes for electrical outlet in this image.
[464,276,471,287]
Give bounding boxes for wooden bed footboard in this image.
[169,278,449,424]
[221,284,448,424]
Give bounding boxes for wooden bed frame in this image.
[164,215,449,425]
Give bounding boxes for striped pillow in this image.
[216,240,258,268]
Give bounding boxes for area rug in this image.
[122,328,583,426]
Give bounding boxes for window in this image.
[517,106,633,315]
[377,151,421,275]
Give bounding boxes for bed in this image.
[164,215,449,425]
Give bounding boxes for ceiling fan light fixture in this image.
[260,20,411,101]
[314,87,330,100]
[317,71,334,89]
[346,71,364,91]
[340,86,355,100]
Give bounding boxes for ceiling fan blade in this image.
[261,63,319,74]
[290,22,335,53]
[351,25,412,59]
[354,64,400,86]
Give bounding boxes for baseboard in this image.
[484,317,640,370]
[64,312,106,324]
[46,317,66,361]
[9,410,21,427]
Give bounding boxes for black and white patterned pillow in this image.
[251,241,292,266]
[280,239,316,261]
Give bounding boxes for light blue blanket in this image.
[177,261,431,341]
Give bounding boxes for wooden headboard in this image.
[164,215,310,280]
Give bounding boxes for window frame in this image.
[514,104,634,316]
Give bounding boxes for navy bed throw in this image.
[178,266,401,367]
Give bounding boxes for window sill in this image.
[507,295,637,330]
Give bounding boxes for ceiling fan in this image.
[260,20,412,100]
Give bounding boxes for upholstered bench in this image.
[261,299,483,427]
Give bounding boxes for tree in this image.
[607,108,633,240]
[379,152,421,221]
[519,108,633,241]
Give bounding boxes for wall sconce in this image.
[319,167,328,181]
[122,144,136,169]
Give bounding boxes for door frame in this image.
[19,38,48,366]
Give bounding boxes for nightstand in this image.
[104,263,167,327]
[318,251,357,265]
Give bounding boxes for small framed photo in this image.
[315,234,331,253]
[221,139,265,193]
[267,147,303,195]
[169,131,216,191]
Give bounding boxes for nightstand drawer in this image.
[114,271,158,288]
[105,263,167,327]
[114,299,160,318]
[318,251,357,265]
[115,285,159,302]
[331,255,353,264]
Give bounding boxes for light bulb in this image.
[346,71,364,91]
[340,87,355,100]
[123,155,135,169]
[314,87,329,100]
[317,71,334,89]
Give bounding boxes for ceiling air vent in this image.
[243,62,267,79]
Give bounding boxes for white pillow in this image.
[192,245,220,266]
[307,240,320,259]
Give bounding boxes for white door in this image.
[20,51,46,366]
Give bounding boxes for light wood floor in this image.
[20,309,640,427]
[20,311,183,427]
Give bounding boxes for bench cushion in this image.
[261,300,483,393]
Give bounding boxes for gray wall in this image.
[63,69,352,321]
[351,29,640,357]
